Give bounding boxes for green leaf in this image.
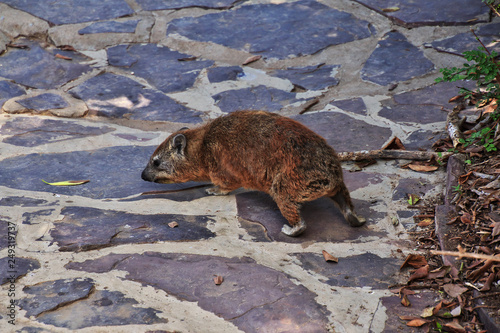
[42,179,90,186]
[407,194,420,205]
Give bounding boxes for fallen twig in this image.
[431,246,500,262]
[337,149,451,161]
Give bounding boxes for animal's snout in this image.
[141,167,154,182]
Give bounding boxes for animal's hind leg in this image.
[274,197,306,236]
[329,184,366,227]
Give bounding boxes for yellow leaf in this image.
[382,7,400,12]
[42,179,89,186]
[408,164,439,172]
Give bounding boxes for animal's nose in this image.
[141,168,152,182]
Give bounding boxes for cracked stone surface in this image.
[67,252,330,332]
[167,0,375,59]
[361,31,434,86]
[353,0,489,27]
[0,0,495,331]
[50,207,215,251]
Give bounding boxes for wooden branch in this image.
[337,149,451,162]
[431,246,500,262]
[447,106,463,148]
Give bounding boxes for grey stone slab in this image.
[294,252,401,288]
[107,44,214,93]
[213,85,308,113]
[0,196,51,207]
[404,129,447,151]
[294,111,392,152]
[22,280,167,329]
[392,178,436,201]
[136,0,244,10]
[69,73,202,122]
[22,209,55,225]
[15,93,69,112]
[236,191,384,243]
[0,81,25,108]
[0,145,182,199]
[67,252,331,332]
[270,64,340,90]
[378,81,470,125]
[353,0,489,28]
[0,219,12,250]
[428,23,500,57]
[0,39,91,89]
[0,0,134,25]
[361,31,434,86]
[167,0,375,59]
[329,97,367,115]
[207,66,243,83]
[78,20,139,35]
[20,278,94,317]
[1,116,114,147]
[50,206,215,252]
[381,290,442,332]
[0,257,40,285]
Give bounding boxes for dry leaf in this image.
[417,218,433,227]
[168,221,179,228]
[382,136,405,150]
[382,6,400,12]
[214,275,224,285]
[59,45,76,51]
[42,179,89,186]
[401,294,411,307]
[408,265,429,282]
[492,222,500,237]
[178,56,197,61]
[55,53,72,60]
[401,254,427,269]
[460,213,472,224]
[242,55,261,65]
[443,320,466,333]
[442,283,468,298]
[406,319,429,327]
[322,250,338,263]
[421,307,434,318]
[408,164,439,172]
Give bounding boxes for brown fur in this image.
[142,110,365,236]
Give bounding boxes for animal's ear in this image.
[172,133,187,154]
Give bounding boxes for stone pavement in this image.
[0,0,497,332]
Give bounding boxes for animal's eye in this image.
[153,158,161,167]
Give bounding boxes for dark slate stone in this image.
[381,291,442,332]
[361,31,434,86]
[271,64,340,90]
[206,66,244,83]
[20,278,94,317]
[167,0,375,59]
[236,191,384,243]
[378,81,470,124]
[16,93,69,112]
[50,206,215,251]
[0,40,91,89]
[1,116,114,147]
[0,145,191,199]
[404,129,447,151]
[294,252,401,288]
[428,23,500,57]
[329,97,367,115]
[0,81,25,108]
[392,178,435,201]
[0,0,134,25]
[70,73,202,122]
[22,209,55,225]
[15,327,50,333]
[24,283,166,329]
[68,252,331,332]
[353,0,489,28]
[213,85,308,113]
[107,44,214,93]
[78,20,139,35]
[0,257,40,285]
[0,196,51,207]
[294,111,392,152]
[0,219,12,250]
[136,0,243,10]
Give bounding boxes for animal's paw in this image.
[348,213,366,227]
[281,220,306,237]
[205,186,230,196]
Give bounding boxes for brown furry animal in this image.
[141,110,365,236]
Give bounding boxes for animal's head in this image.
[141,132,189,184]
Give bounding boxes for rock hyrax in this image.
[142,110,365,236]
